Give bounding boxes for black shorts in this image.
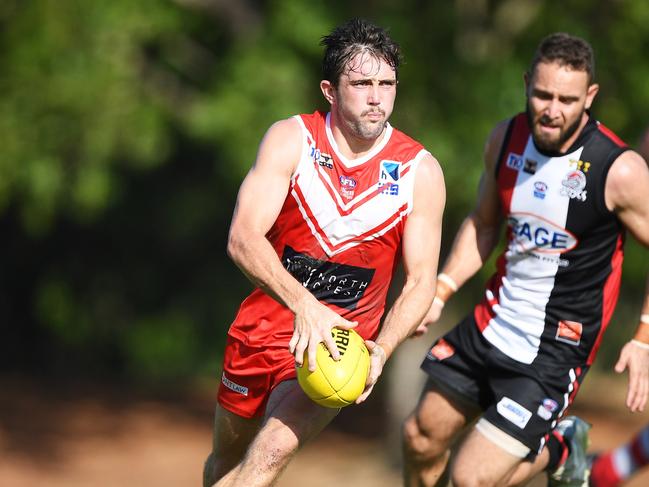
[421,314,589,454]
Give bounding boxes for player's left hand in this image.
[615,340,649,412]
[355,340,387,404]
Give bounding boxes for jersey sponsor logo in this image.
[506,152,523,171]
[282,245,375,310]
[310,147,333,169]
[339,175,357,200]
[533,181,548,199]
[560,169,587,202]
[497,397,532,429]
[379,160,400,196]
[427,338,455,361]
[221,373,248,396]
[555,320,582,346]
[536,398,559,421]
[569,158,591,173]
[508,213,578,254]
[523,158,538,175]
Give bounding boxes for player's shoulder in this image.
[483,117,514,171]
[255,116,304,174]
[486,117,515,151]
[413,152,445,199]
[265,115,303,140]
[608,149,648,185]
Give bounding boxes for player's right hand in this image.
[411,298,444,338]
[289,297,357,372]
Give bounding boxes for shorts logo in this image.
[427,338,455,361]
[555,320,582,346]
[506,153,523,171]
[497,397,532,429]
[221,373,248,396]
[537,398,558,421]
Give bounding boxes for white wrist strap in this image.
[437,273,458,292]
[631,339,649,351]
[640,314,649,325]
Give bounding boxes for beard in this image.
[345,109,387,140]
[335,99,388,141]
[526,103,583,153]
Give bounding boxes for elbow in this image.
[226,229,245,266]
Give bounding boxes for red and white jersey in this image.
[475,113,628,366]
[228,111,429,348]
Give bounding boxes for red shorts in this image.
[217,335,297,418]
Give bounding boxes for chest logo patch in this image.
[506,152,523,171]
[379,160,400,196]
[339,175,357,200]
[560,169,587,201]
[533,181,548,199]
[523,158,538,174]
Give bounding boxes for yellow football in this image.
[296,328,370,408]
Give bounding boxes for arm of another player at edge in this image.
[412,121,507,335]
[605,148,649,412]
[356,153,445,403]
[227,118,356,369]
[440,120,507,287]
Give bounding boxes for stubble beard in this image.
[346,109,387,141]
[526,103,583,153]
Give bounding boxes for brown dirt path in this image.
[1,374,648,487]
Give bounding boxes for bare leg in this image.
[451,428,524,487]
[203,404,262,487]
[402,380,477,486]
[213,379,339,487]
[506,448,549,486]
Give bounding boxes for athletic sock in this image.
[590,425,649,487]
[546,429,569,472]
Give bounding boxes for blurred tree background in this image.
[1,0,648,384]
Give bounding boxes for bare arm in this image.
[605,148,649,411]
[356,153,445,402]
[414,120,508,332]
[228,118,356,370]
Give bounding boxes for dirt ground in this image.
[1,372,649,487]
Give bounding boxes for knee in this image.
[402,413,448,462]
[243,424,301,475]
[450,466,493,487]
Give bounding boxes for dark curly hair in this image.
[529,32,595,83]
[320,18,402,86]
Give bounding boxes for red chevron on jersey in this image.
[291,112,425,257]
[227,110,430,348]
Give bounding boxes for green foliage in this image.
[1,0,648,381]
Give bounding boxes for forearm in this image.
[631,273,649,343]
[427,213,501,310]
[374,275,435,357]
[440,213,501,289]
[228,231,316,314]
